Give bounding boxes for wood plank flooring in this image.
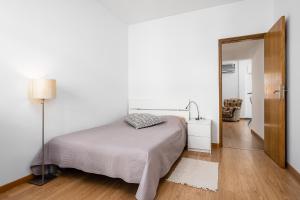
[223,120,264,150]
[1,120,300,200]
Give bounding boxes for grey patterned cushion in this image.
[125,113,165,129]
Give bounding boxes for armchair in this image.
[222,98,243,122]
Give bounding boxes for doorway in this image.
[218,16,286,168]
[221,39,264,150]
[218,33,265,147]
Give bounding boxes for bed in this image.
[31,100,189,200]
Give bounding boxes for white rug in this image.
[167,158,219,191]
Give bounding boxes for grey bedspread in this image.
[31,116,187,200]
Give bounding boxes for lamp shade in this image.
[30,79,56,100]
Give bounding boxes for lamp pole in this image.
[41,99,45,184]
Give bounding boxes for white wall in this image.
[222,61,239,101]
[251,41,264,139]
[129,0,274,143]
[0,0,128,186]
[274,0,300,172]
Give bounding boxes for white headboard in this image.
[128,99,190,121]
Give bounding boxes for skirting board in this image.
[251,129,264,142]
[250,129,300,183]
[287,163,300,183]
[212,143,220,149]
[0,174,33,193]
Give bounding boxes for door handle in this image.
[273,90,280,94]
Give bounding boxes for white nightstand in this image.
[187,119,212,153]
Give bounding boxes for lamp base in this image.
[28,174,57,186]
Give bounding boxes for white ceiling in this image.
[98,0,244,24]
[222,40,264,60]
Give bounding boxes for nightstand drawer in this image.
[188,136,211,151]
[188,124,211,137]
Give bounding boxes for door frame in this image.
[218,33,265,147]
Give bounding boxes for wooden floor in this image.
[223,119,264,150]
[1,121,300,200]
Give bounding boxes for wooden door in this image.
[264,16,286,168]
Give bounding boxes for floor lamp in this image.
[29,79,56,186]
